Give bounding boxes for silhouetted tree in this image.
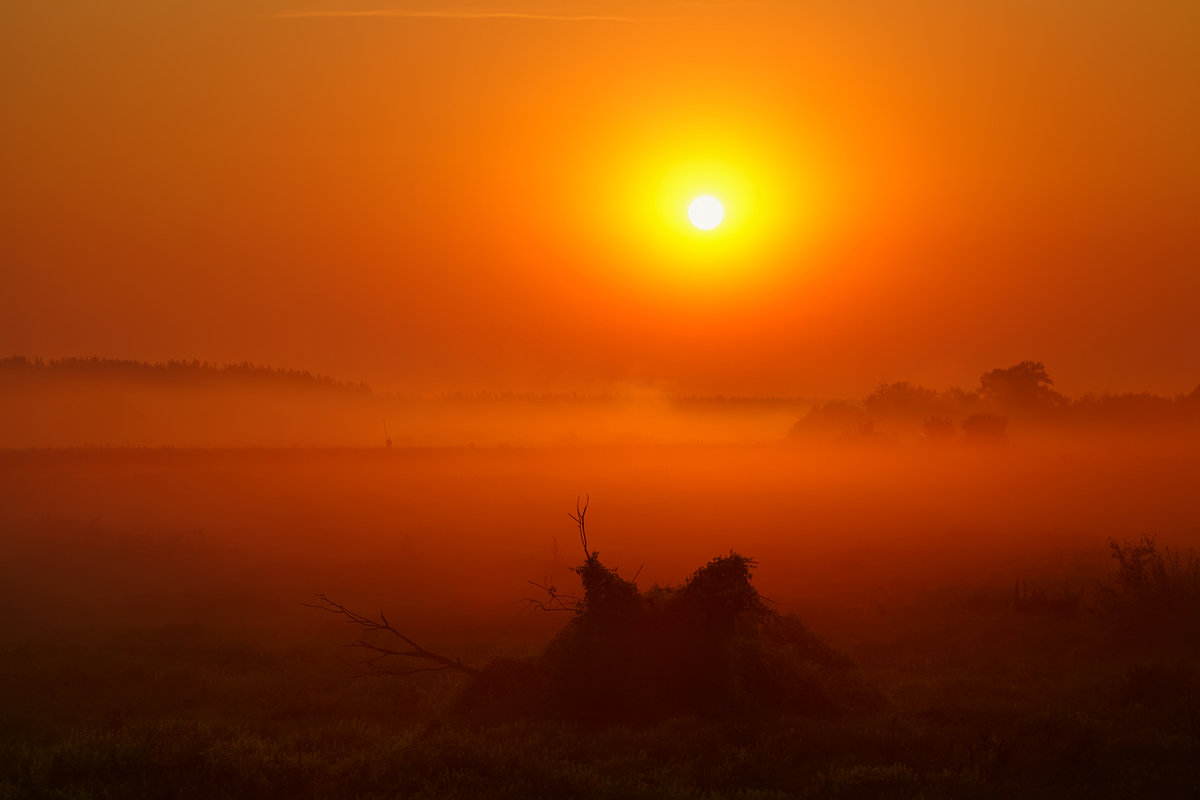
[978,361,1064,414]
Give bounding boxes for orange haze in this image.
[3,1,1199,398]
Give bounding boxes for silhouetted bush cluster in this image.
[1100,536,1200,637]
[458,551,880,723]
[791,360,1200,443]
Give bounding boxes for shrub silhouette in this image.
[457,501,880,723]
[314,500,880,723]
[1100,535,1200,638]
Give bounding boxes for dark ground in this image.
[2,599,1198,799]
[1,446,1198,798]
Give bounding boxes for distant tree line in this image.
[791,361,1200,444]
[0,356,372,394]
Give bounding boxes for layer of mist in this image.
[4,356,1199,450]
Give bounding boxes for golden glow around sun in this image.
[562,109,837,302]
[688,195,724,230]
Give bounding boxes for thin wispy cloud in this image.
[273,8,638,22]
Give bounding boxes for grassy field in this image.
[1,446,1198,797]
[2,581,1198,798]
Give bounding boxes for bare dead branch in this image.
[304,594,480,677]
[522,579,583,614]
[569,494,590,560]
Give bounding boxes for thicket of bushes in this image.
[1099,536,1200,635]
[459,549,880,723]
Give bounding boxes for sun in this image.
[687,195,724,231]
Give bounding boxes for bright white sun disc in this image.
[688,195,724,230]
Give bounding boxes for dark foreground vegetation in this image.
[314,501,880,726]
[3,536,1198,799]
[3,442,1199,797]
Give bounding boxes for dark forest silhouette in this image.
[791,360,1200,444]
[0,356,371,393]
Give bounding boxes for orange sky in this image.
[2,1,1198,397]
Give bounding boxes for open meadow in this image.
[2,443,1198,797]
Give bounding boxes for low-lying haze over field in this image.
[4,358,1200,796]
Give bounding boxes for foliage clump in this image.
[1099,536,1200,638]
[458,504,879,723]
